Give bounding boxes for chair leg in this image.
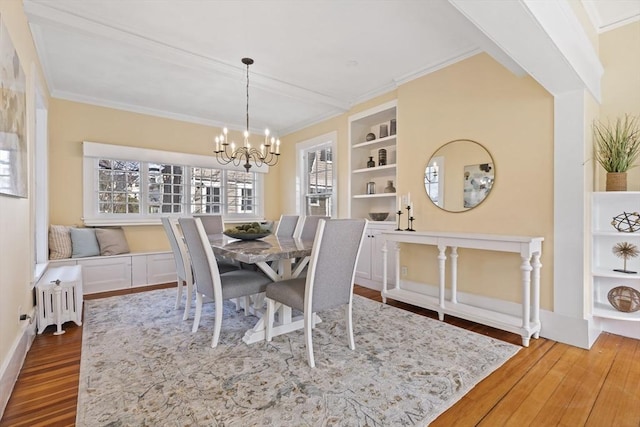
[304,311,315,368]
[244,296,251,316]
[345,303,355,350]
[265,298,275,342]
[211,297,223,348]
[192,293,203,333]
[183,279,192,321]
[175,275,183,310]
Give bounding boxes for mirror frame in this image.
[424,139,495,213]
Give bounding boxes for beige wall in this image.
[48,99,284,252]
[0,0,49,387]
[598,21,640,190]
[281,53,555,308]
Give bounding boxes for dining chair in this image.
[193,214,240,274]
[265,218,367,367]
[274,214,300,238]
[178,217,273,348]
[161,217,194,321]
[297,215,331,240]
[292,215,330,276]
[193,213,224,235]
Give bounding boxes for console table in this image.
[381,231,543,346]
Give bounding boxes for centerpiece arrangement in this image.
[223,222,271,240]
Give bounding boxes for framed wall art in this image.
[0,12,27,198]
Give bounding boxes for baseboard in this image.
[594,317,640,340]
[0,311,37,419]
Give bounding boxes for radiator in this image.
[36,265,83,335]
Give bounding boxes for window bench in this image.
[48,251,176,295]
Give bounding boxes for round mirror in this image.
[424,139,495,212]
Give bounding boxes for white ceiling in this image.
[24,0,640,137]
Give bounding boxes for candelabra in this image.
[395,210,403,231]
[405,205,415,231]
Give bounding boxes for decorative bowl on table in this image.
[223,223,271,241]
[368,212,389,221]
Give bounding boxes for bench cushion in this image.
[95,227,130,256]
[49,225,72,259]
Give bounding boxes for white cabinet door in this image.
[355,223,395,289]
[355,232,373,280]
[371,228,396,284]
[145,253,177,286]
[77,256,132,294]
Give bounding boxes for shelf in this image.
[593,231,640,237]
[593,301,640,321]
[592,268,640,279]
[352,164,396,174]
[352,135,396,149]
[353,193,396,199]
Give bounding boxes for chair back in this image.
[305,219,367,312]
[193,214,225,235]
[275,214,300,238]
[161,217,191,283]
[298,215,331,240]
[178,217,222,303]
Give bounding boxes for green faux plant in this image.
[594,114,640,173]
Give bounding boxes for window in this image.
[424,156,443,206]
[296,132,337,217]
[83,142,265,225]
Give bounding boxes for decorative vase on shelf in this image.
[390,119,396,136]
[367,156,375,168]
[378,148,387,166]
[366,182,376,194]
[366,133,376,141]
[606,172,627,191]
[384,180,395,193]
[379,124,389,138]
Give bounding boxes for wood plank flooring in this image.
[2,284,638,426]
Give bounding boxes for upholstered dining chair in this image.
[292,215,330,276]
[193,214,239,274]
[161,217,194,321]
[274,214,300,238]
[297,215,331,240]
[178,217,272,348]
[265,218,367,367]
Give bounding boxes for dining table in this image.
[208,233,317,344]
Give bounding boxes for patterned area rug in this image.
[76,288,519,426]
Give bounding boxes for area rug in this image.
[76,288,519,426]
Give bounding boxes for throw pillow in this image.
[95,227,130,256]
[49,225,72,259]
[70,228,101,258]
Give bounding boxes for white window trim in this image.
[296,131,337,217]
[82,141,265,225]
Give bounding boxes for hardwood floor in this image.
[2,284,638,426]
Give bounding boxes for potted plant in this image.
[594,114,640,191]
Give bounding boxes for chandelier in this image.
[213,57,280,172]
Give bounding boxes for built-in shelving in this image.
[348,100,398,220]
[591,192,640,323]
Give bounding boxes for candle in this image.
[215,136,220,152]
[407,192,411,207]
[410,202,414,216]
[275,139,280,154]
[260,144,265,158]
[398,197,402,211]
